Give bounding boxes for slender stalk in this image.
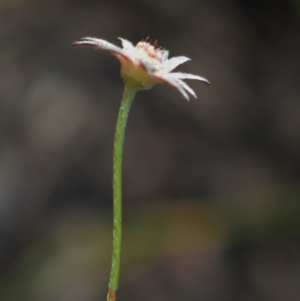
[107,84,138,301]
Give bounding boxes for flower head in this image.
[72,37,210,100]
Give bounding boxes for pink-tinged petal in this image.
[72,37,133,63]
[72,37,121,52]
[162,56,191,73]
[171,72,211,85]
[116,38,135,50]
[153,74,190,100]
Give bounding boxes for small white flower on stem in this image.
[72,37,210,100]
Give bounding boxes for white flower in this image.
[72,37,210,100]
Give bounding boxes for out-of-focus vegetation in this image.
[1,186,300,301]
[0,0,299,301]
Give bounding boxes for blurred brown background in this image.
[0,0,300,300]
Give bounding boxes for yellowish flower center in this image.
[119,41,164,89]
[120,59,157,89]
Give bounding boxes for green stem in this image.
[107,84,138,301]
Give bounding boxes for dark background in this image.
[0,0,300,300]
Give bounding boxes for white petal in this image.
[116,38,135,50]
[72,37,122,53]
[159,50,169,61]
[141,60,156,73]
[171,80,190,100]
[171,72,210,84]
[176,79,197,99]
[154,74,190,100]
[162,56,191,73]
[72,37,133,62]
